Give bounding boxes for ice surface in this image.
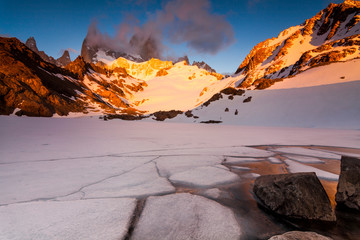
[0,198,136,240]
[0,156,153,205]
[284,155,324,163]
[274,147,341,159]
[284,159,339,181]
[246,173,261,178]
[202,188,222,199]
[225,157,265,164]
[124,146,275,158]
[131,193,241,240]
[268,157,283,164]
[155,155,223,177]
[313,149,360,158]
[169,166,240,188]
[83,162,175,199]
[230,166,251,171]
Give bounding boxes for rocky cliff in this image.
[0,37,147,117]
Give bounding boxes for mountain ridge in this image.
[0,0,359,124]
[25,37,72,67]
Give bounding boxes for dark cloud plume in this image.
[85,0,234,59]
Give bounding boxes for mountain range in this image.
[0,0,359,128]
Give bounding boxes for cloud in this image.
[85,0,235,60]
[66,48,78,54]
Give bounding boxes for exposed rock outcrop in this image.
[1,37,148,117]
[192,61,217,73]
[253,172,336,221]
[269,231,333,240]
[151,110,183,121]
[25,37,57,65]
[175,55,190,65]
[0,37,84,116]
[335,156,360,210]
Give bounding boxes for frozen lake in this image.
[1,116,359,239]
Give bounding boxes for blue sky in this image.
[0,0,343,73]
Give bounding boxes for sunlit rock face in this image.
[108,58,173,80]
[235,0,360,88]
[0,37,85,116]
[0,37,149,116]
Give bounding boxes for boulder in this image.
[269,231,333,240]
[335,156,360,210]
[253,172,336,221]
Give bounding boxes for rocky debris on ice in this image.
[253,172,336,221]
[131,193,241,240]
[335,156,360,210]
[169,166,240,187]
[0,198,136,240]
[268,231,333,240]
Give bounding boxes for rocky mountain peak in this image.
[175,56,190,65]
[81,36,144,64]
[25,37,39,53]
[25,36,74,68]
[192,61,216,73]
[57,50,71,67]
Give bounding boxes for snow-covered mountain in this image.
[1,0,360,129]
[0,37,224,117]
[167,0,360,128]
[234,0,360,88]
[0,37,150,116]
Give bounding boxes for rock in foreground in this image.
[131,193,241,240]
[335,156,360,210]
[269,231,333,240]
[253,172,335,221]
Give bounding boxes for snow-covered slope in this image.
[122,61,226,112]
[171,59,360,129]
